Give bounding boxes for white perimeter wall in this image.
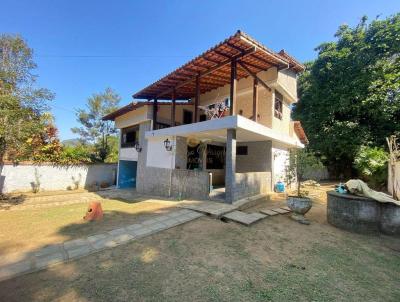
[0,163,117,193]
[146,137,175,169]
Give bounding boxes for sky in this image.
[1,0,399,140]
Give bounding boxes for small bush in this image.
[59,145,93,164]
[354,146,389,188]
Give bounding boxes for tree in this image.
[293,14,400,177]
[287,148,324,197]
[71,88,120,161]
[0,35,54,161]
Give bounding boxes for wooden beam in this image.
[252,78,258,122]
[155,46,256,99]
[230,59,237,116]
[226,42,245,53]
[213,49,232,59]
[250,54,273,67]
[239,60,266,71]
[202,56,222,64]
[153,98,158,130]
[237,61,272,92]
[192,62,210,70]
[171,90,176,127]
[195,76,200,122]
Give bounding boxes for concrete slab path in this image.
[222,211,267,226]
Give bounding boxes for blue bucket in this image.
[275,181,285,193]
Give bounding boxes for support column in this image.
[195,75,200,122]
[136,120,152,193]
[252,78,258,122]
[229,59,237,116]
[152,98,158,130]
[225,129,236,203]
[171,90,176,127]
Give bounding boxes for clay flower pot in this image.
[287,196,312,225]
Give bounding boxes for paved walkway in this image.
[0,208,203,281]
[178,193,267,217]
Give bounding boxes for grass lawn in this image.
[0,194,177,259]
[0,184,399,301]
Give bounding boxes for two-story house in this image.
[103,31,307,203]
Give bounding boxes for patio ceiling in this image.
[133,30,305,101]
[145,115,303,148]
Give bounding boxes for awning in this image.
[133,30,304,101]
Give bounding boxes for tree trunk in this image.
[297,173,301,197]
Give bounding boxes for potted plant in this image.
[286,148,323,224]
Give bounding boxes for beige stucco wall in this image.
[115,106,150,129]
[156,104,194,125]
[196,67,295,135]
[277,68,297,101]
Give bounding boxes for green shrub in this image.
[59,145,93,164]
[354,146,389,188]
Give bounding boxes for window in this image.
[236,146,248,155]
[121,126,139,148]
[155,122,170,130]
[206,145,225,169]
[183,110,193,124]
[274,90,283,120]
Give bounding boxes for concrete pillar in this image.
[266,140,273,192]
[174,136,187,169]
[136,121,152,193]
[225,129,236,203]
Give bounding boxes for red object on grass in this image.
[83,202,103,221]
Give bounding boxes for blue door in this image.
[118,160,137,188]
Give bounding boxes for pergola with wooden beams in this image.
[132,30,304,129]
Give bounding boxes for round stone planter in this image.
[327,191,400,235]
[287,196,312,225]
[380,203,400,236]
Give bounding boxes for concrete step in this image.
[259,207,292,216]
[221,210,267,226]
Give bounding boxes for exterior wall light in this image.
[134,142,142,152]
[163,138,173,151]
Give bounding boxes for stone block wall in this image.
[233,172,271,201]
[236,141,272,173]
[137,166,209,200]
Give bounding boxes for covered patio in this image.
[145,115,303,202]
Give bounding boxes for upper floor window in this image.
[121,126,139,148]
[274,90,283,120]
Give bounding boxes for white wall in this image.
[146,137,175,169]
[0,164,117,193]
[272,143,290,185]
[119,147,138,161]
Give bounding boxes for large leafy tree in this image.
[72,88,120,161]
[293,14,400,177]
[0,35,54,161]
